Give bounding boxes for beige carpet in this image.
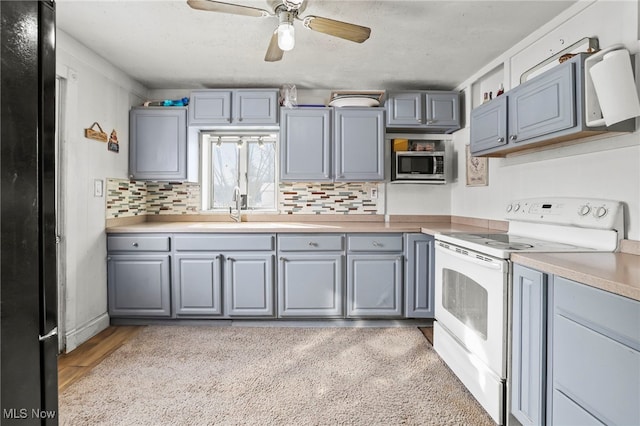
[60,326,494,426]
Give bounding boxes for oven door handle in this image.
[436,242,505,271]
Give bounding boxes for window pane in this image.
[246,142,276,210]
[211,143,239,209]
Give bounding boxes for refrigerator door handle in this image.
[39,327,58,342]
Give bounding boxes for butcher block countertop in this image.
[105,214,509,235]
[512,240,640,302]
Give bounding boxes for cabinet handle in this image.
[227,257,235,261]
[132,242,139,248]
[215,255,220,260]
[107,256,111,261]
[372,241,382,247]
[417,118,422,123]
[497,137,505,143]
[308,242,318,247]
[509,134,518,141]
[238,117,243,122]
[426,120,435,124]
[279,257,286,261]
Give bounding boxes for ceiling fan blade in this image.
[302,16,371,43]
[264,30,284,62]
[187,0,271,18]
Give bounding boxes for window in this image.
[201,132,277,212]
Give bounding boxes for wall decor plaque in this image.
[466,144,488,186]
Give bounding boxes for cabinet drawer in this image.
[107,235,170,252]
[554,276,640,349]
[278,234,344,251]
[347,234,403,252]
[174,234,275,251]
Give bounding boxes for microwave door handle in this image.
[433,156,437,173]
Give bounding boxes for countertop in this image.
[512,250,640,302]
[105,220,500,235]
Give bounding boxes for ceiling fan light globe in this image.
[277,23,295,51]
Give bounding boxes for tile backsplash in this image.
[278,182,378,215]
[106,179,379,219]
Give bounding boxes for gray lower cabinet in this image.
[511,264,640,426]
[107,234,172,317]
[173,254,222,316]
[129,107,187,181]
[404,233,434,318]
[551,276,639,426]
[173,234,276,318]
[511,264,547,426]
[278,234,345,317]
[225,254,274,317]
[346,234,404,318]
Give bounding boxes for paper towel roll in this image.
[589,49,640,126]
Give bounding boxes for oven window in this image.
[442,268,488,339]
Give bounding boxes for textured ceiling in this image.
[56,0,576,90]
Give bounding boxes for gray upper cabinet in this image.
[334,108,385,181]
[511,264,547,426]
[470,53,635,157]
[385,91,460,132]
[469,95,508,153]
[280,107,385,182]
[404,233,434,318]
[188,89,278,126]
[129,107,187,181]
[280,107,332,182]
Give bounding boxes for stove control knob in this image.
[506,204,513,213]
[513,203,521,212]
[578,205,591,216]
[595,206,608,218]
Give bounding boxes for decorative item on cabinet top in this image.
[328,90,385,107]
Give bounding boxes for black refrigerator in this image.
[1,1,58,425]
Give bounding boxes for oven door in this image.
[434,241,508,377]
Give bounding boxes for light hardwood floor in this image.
[58,326,143,393]
[58,325,433,392]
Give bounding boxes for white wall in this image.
[57,30,148,351]
[451,0,640,240]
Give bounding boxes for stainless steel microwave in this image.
[391,151,446,183]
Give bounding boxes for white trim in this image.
[64,313,110,353]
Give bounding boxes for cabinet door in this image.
[347,254,403,317]
[508,61,575,145]
[173,254,223,316]
[425,92,460,128]
[511,264,547,426]
[386,92,423,126]
[470,96,508,154]
[334,108,385,182]
[107,254,171,317]
[280,108,332,181]
[234,90,278,124]
[225,254,274,317]
[188,90,232,125]
[404,234,434,318]
[129,108,187,180]
[278,254,343,317]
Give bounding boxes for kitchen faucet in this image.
[230,186,241,222]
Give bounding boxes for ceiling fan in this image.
[187,0,371,62]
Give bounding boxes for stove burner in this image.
[484,241,534,250]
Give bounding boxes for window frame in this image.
[200,131,278,213]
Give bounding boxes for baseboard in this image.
[64,312,110,352]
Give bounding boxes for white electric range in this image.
[432,197,624,425]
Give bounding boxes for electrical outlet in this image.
[370,187,378,199]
